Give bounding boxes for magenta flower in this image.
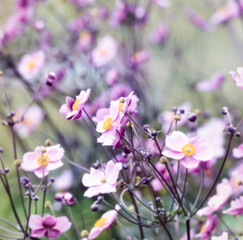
[77,30,93,51]
[229,67,243,89]
[17,50,45,80]
[21,145,64,178]
[223,196,243,215]
[195,215,217,239]
[195,71,225,92]
[82,160,122,198]
[162,131,215,168]
[130,50,150,67]
[233,143,243,158]
[150,23,169,45]
[59,88,91,120]
[106,69,120,86]
[29,215,71,239]
[91,36,117,67]
[153,0,171,8]
[89,206,120,239]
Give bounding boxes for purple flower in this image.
[230,67,243,89]
[195,215,217,239]
[82,160,122,198]
[223,196,243,215]
[29,215,71,239]
[195,71,225,92]
[162,131,215,168]
[59,88,91,120]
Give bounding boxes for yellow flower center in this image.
[102,117,113,131]
[28,60,35,70]
[181,144,195,156]
[100,177,107,183]
[119,103,124,112]
[72,99,81,111]
[200,224,206,233]
[99,48,107,56]
[37,154,50,167]
[94,217,106,228]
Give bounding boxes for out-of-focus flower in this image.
[153,0,171,8]
[212,232,228,240]
[233,143,243,158]
[53,170,73,190]
[13,105,44,138]
[54,192,76,206]
[59,89,91,120]
[130,50,150,67]
[230,161,243,196]
[223,196,243,215]
[210,1,243,25]
[157,102,191,132]
[68,0,94,9]
[89,205,120,239]
[162,131,215,168]
[82,160,122,198]
[195,71,225,92]
[186,8,214,31]
[91,36,117,67]
[18,50,45,80]
[77,30,93,51]
[195,215,217,239]
[29,215,71,239]
[229,67,243,89]
[197,179,232,216]
[106,69,119,86]
[197,118,226,158]
[150,23,169,45]
[21,145,64,178]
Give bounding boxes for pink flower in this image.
[153,0,171,8]
[29,215,71,239]
[13,105,44,138]
[91,36,118,67]
[77,30,93,51]
[82,160,122,198]
[233,143,243,158]
[18,50,45,80]
[195,215,217,239]
[106,69,120,86]
[195,71,225,92]
[53,170,73,190]
[212,232,228,240]
[130,50,150,66]
[229,67,243,89]
[210,1,243,25]
[89,205,120,239]
[230,161,243,196]
[223,196,243,215]
[162,131,215,168]
[197,179,232,216]
[21,145,64,178]
[59,89,91,120]
[150,23,169,45]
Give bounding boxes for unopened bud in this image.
[45,201,52,208]
[81,230,89,238]
[45,139,52,146]
[118,179,125,188]
[126,122,132,128]
[159,156,168,164]
[119,97,125,103]
[41,148,46,153]
[14,159,21,167]
[174,115,181,121]
[194,108,201,115]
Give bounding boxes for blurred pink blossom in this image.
[223,196,243,215]
[195,215,217,239]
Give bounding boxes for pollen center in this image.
[119,103,124,112]
[72,99,81,110]
[102,117,113,131]
[94,217,106,228]
[28,60,35,70]
[200,224,206,233]
[37,154,50,167]
[100,177,107,183]
[181,144,195,156]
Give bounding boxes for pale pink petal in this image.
[105,161,122,184]
[23,152,39,162]
[162,149,185,160]
[54,216,72,233]
[31,229,46,237]
[34,167,50,178]
[100,183,117,194]
[89,227,102,239]
[82,169,105,187]
[232,143,243,158]
[21,161,39,171]
[29,215,43,230]
[165,131,188,152]
[193,142,214,161]
[46,161,63,171]
[46,145,64,162]
[45,229,60,239]
[181,156,200,168]
[59,104,71,116]
[84,185,101,198]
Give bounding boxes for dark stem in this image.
[186,219,190,240]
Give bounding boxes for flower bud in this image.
[119,97,125,103]
[45,72,56,87]
[21,176,30,185]
[143,124,150,131]
[188,113,197,122]
[81,230,89,238]
[159,156,168,164]
[14,159,21,167]
[141,177,148,184]
[118,179,125,188]
[0,148,3,153]
[123,145,131,154]
[97,196,103,204]
[45,201,52,209]
[49,177,55,183]
[174,115,181,121]
[90,204,99,212]
[227,125,236,134]
[4,168,9,173]
[63,192,76,206]
[45,139,52,146]
[221,106,229,115]
[151,130,157,137]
